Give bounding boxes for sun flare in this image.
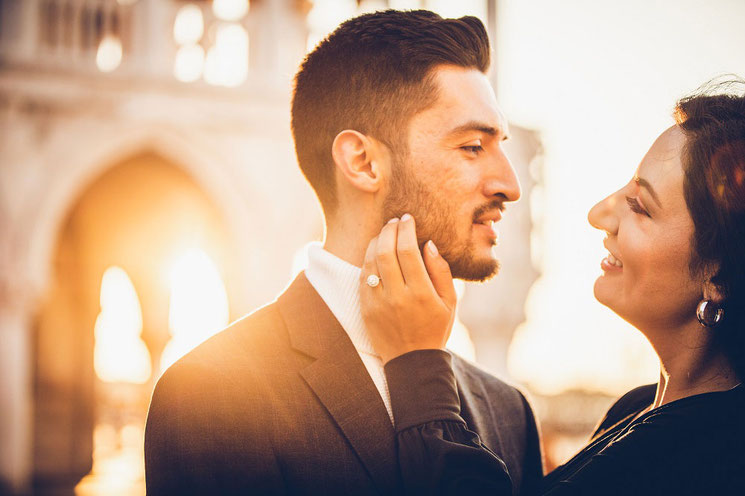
[160,249,230,374]
[93,267,152,384]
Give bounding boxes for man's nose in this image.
[588,192,620,234]
[483,148,521,202]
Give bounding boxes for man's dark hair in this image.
[674,77,745,380]
[291,9,490,214]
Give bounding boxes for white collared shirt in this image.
[304,244,394,424]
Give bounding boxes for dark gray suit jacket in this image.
[145,273,542,495]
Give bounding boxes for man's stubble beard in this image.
[382,154,500,282]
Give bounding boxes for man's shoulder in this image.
[178,301,285,367]
[148,299,298,420]
[155,300,291,395]
[451,353,529,405]
[152,273,326,395]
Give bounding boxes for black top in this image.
[385,350,745,496]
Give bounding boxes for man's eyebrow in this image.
[448,121,510,141]
[634,176,662,207]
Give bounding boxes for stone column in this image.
[0,282,35,494]
[138,0,173,79]
[266,0,311,83]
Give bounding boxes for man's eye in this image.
[461,145,483,154]
[625,196,650,217]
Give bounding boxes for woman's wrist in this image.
[384,349,464,431]
[379,343,447,366]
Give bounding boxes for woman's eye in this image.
[625,196,650,217]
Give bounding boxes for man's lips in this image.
[472,203,504,244]
[473,216,500,243]
[474,210,502,225]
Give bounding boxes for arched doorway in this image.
[32,152,237,495]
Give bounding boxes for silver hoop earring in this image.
[696,300,724,328]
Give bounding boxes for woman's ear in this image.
[331,130,384,194]
[703,279,724,303]
[701,264,724,303]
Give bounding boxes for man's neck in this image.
[322,238,366,268]
[323,217,380,268]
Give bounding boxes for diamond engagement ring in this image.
[366,274,381,288]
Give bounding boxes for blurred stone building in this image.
[0,0,540,494]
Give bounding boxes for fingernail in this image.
[401,213,412,222]
[387,217,399,224]
[427,240,439,256]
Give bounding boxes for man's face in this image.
[383,65,521,281]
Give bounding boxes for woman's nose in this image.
[588,192,619,234]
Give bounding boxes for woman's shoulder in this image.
[644,383,745,427]
[594,383,745,438]
[591,384,656,438]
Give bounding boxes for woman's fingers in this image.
[423,240,457,309]
[361,235,380,286]
[359,220,458,364]
[396,214,431,290]
[360,235,380,313]
[396,214,455,309]
[375,218,405,294]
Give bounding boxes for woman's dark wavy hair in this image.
[675,77,745,380]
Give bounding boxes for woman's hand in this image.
[360,213,458,364]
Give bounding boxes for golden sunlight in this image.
[424,0,488,23]
[498,1,679,396]
[447,280,477,361]
[96,35,123,73]
[174,44,205,82]
[204,23,249,87]
[212,0,250,22]
[94,267,152,384]
[304,1,489,54]
[160,249,229,374]
[173,4,204,45]
[75,423,145,496]
[387,0,421,9]
[357,0,388,15]
[306,0,358,52]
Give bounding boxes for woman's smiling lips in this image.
[601,242,624,272]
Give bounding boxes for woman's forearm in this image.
[385,350,513,495]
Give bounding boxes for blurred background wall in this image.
[0,0,742,494]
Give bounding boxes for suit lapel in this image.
[278,273,399,494]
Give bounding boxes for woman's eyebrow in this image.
[634,176,662,208]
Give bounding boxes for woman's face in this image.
[588,126,702,332]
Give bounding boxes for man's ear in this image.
[331,130,385,194]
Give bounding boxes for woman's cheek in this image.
[617,227,651,291]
